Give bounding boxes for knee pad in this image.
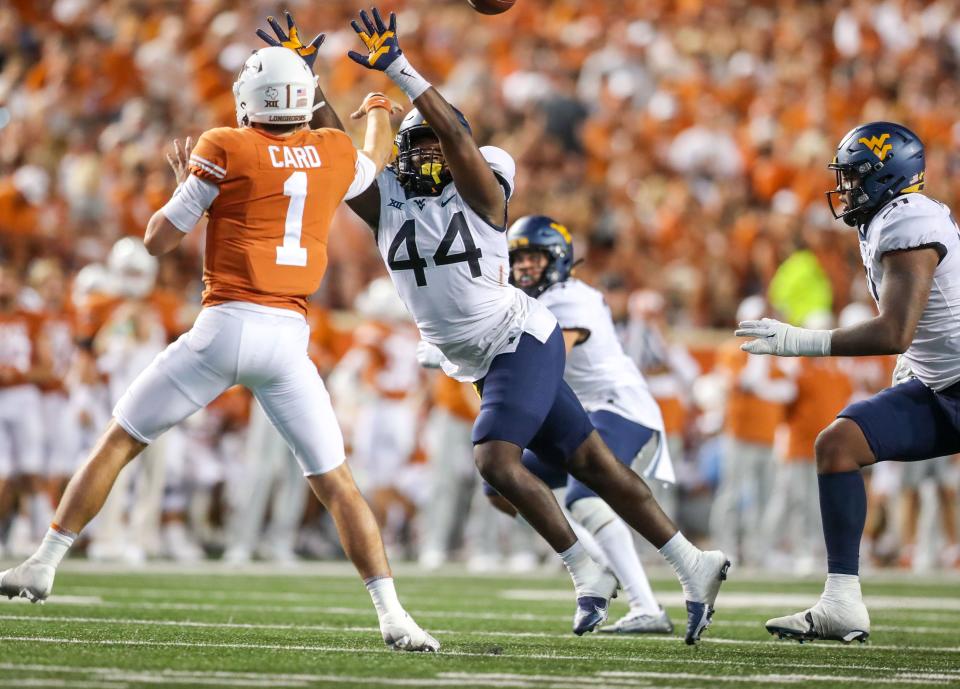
[569,496,617,535]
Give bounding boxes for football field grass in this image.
[0,562,958,688]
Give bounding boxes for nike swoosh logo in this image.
[400,68,414,78]
[440,195,456,207]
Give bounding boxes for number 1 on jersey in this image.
[276,171,308,267]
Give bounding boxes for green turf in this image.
[0,563,958,688]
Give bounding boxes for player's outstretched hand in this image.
[166,137,194,186]
[256,11,325,70]
[347,8,402,71]
[350,92,404,120]
[735,317,831,357]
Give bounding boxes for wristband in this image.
[361,93,391,114]
[385,55,431,101]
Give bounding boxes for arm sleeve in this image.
[343,151,378,201]
[160,174,220,233]
[480,145,516,200]
[188,130,228,183]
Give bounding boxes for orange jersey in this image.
[784,358,854,461]
[432,373,479,422]
[189,126,359,316]
[34,308,76,392]
[352,320,420,400]
[838,355,896,400]
[0,310,39,387]
[716,339,786,445]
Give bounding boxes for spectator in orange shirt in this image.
[762,313,854,574]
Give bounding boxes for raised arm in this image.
[346,8,507,227]
[735,247,939,357]
[257,11,385,230]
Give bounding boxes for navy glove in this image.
[256,11,325,70]
[347,8,402,71]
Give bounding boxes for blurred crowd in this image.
[0,0,958,572]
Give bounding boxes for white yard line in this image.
[50,584,960,614]
[501,590,960,612]
[443,672,955,687]
[0,663,654,689]
[2,664,955,689]
[5,613,960,661]
[1,632,959,659]
[597,670,955,687]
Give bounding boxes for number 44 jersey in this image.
[375,146,555,382]
[188,126,375,316]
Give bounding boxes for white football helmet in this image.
[107,237,158,299]
[72,263,117,303]
[355,277,410,323]
[233,47,318,127]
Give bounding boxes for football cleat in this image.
[0,560,55,603]
[572,568,618,636]
[682,550,730,645]
[379,612,441,652]
[600,606,674,634]
[766,598,870,644]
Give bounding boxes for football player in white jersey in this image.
[737,122,959,643]
[479,215,674,634]
[334,8,729,641]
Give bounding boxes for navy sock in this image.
[818,470,866,575]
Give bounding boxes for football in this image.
[466,0,516,15]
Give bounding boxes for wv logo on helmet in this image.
[858,133,892,160]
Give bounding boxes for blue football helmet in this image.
[393,107,472,196]
[827,121,925,227]
[507,215,575,297]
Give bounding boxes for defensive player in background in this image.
[0,44,439,652]
[0,266,47,552]
[481,215,674,634]
[331,7,728,641]
[737,122,959,642]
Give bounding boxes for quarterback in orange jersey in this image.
[0,39,440,652]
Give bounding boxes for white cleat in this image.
[379,612,441,652]
[766,597,870,644]
[0,560,56,604]
[600,606,674,634]
[681,550,730,645]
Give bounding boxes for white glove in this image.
[892,354,916,386]
[735,318,832,357]
[416,340,446,369]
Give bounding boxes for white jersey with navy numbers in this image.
[375,146,555,382]
[859,192,960,390]
[539,279,664,431]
